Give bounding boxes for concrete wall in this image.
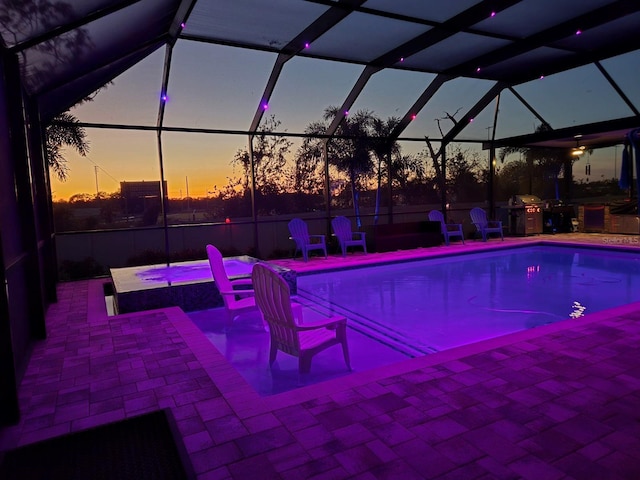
[55,206,485,276]
[56,220,296,273]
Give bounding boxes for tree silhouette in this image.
[498,124,583,200]
[229,116,293,215]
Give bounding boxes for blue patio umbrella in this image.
[630,128,640,214]
[619,144,630,189]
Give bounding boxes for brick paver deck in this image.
[2,235,640,479]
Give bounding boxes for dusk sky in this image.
[51,39,639,201]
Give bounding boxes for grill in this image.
[507,194,543,235]
[544,200,577,233]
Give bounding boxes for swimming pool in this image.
[296,245,640,355]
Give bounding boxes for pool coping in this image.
[277,236,640,276]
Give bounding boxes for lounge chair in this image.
[206,244,257,323]
[251,263,351,375]
[288,218,328,262]
[470,207,504,241]
[331,216,367,256]
[428,210,464,246]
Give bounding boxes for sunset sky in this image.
[51,40,638,201]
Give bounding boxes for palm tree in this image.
[324,107,376,227]
[295,107,376,226]
[296,108,426,226]
[370,116,401,223]
[46,112,89,181]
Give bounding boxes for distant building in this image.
[120,181,168,214]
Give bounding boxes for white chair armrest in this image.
[219,288,255,296]
[230,278,253,287]
[296,315,346,331]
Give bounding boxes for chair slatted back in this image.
[252,264,300,355]
[470,207,489,229]
[331,216,353,241]
[288,218,310,246]
[428,210,446,234]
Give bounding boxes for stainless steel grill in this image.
[507,194,543,235]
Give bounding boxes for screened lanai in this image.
[1,0,640,425]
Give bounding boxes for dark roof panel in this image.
[0,0,637,147]
[308,12,429,63]
[362,0,480,23]
[400,32,512,72]
[0,0,118,48]
[472,0,615,37]
[185,0,328,48]
[20,0,179,95]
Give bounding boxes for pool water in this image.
[297,245,640,354]
[191,244,640,396]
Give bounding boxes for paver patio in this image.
[1,234,640,479]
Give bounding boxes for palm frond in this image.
[46,112,89,181]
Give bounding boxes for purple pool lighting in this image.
[189,244,640,396]
[296,245,640,354]
[135,258,254,284]
[223,259,255,277]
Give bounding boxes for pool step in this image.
[295,290,436,357]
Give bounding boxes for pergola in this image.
[1,0,639,424]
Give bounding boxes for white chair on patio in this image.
[206,244,257,324]
[252,263,351,375]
